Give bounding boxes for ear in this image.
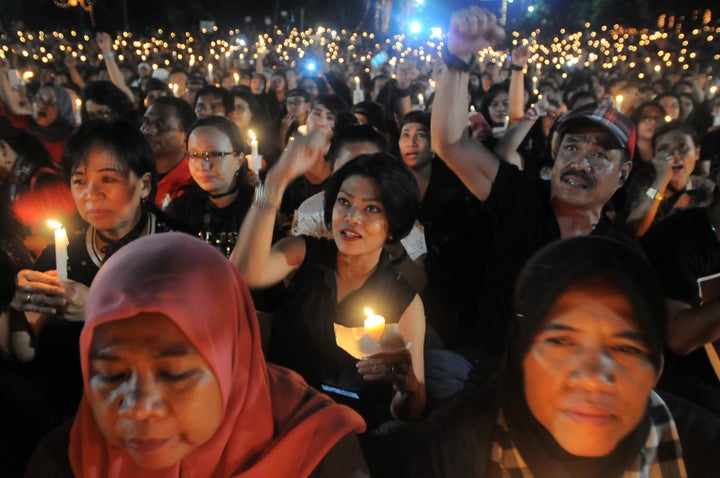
[653,355,665,386]
[139,172,152,199]
[618,160,632,187]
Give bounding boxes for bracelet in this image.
[645,187,664,201]
[253,183,281,210]
[103,51,115,59]
[510,64,524,72]
[441,45,476,73]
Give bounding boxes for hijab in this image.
[69,232,365,478]
[500,236,667,478]
[30,83,75,143]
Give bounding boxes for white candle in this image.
[74,98,82,125]
[47,220,68,281]
[208,63,213,83]
[503,115,509,129]
[233,72,240,85]
[248,129,261,172]
[615,94,623,112]
[418,93,424,107]
[354,76,361,91]
[363,308,385,343]
[709,85,717,99]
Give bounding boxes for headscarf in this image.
[500,236,667,478]
[30,83,75,143]
[69,232,365,478]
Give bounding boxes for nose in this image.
[344,205,360,223]
[568,345,615,392]
[83,180,104,199]
[117,373,166,420]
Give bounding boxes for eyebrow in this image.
[540,321,647,342]
[338,188,381,202]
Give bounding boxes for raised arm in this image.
[0,65,32,115]
[623,152,672,237]
[96,32,136,105]
[230,130,327,287]
[432,6,505,201]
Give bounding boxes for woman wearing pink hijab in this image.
[29,232,367,477]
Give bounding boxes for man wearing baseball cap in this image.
[430,6,638,356]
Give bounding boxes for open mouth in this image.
[340,229,362,239]
[561,171,594,189]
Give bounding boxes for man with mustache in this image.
[431,6,636,358]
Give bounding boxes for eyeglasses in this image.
[186,151,236,164]
[33,95,57,106]
[140,118,177,133]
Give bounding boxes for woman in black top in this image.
[166,116,253,258]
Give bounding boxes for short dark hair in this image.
[323,152,419,244]
[193,86,234,115]
[151,96,197,133]
[313,94,348,117]
[652,121,699,149]
[328,123,388,166]
[62,119,158,204]
[286,88,310,102]
[400,111,430,131]
[186,115,244,152]
[82,80,133,122]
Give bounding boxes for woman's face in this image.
[228,97,253,132]
[658,96,680,121]
[270,74,286,93]
[70,147,151,240]
[32,85,59,127]
[654,129,698,191]
[636,106,664,142]
[678,95,694,120]
[0,140,18,178]
[88,313,223,470]
[522,281,657,457]
[398,122,432,170]
[187,126,241,196]
[331,175,389,257]
[487,91,509,125]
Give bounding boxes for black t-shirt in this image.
[641,207,720,415]
[166,183,253,258]
[465,161,639,356]
[268,237,415,426]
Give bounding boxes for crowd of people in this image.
[1,4,720,477]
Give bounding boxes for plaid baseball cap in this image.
[554,102,636,161]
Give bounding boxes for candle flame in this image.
[615,94,623,103]
[248,129,257,142]
[364,307,374,317]
[47,219,63,230]
[664,115,672,123]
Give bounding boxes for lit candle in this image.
[503,115,509,129]
[296,124,308,136]
[417,93,424,108]
[709,85,718,98]
[247,129,261,172]
[171,82,178,97]
[664,115,672,123]
[47,220,68,281]
[353,76,364,105]
[74,98,82,125]
[428,79,436,91]
[233,72,240,85]
[615,94,623,112]
[363,307,385,343]
[208,63,213,83]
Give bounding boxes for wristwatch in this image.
[442,45,477,72]
[645,187,664,201]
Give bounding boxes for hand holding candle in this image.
[47,220,69,281]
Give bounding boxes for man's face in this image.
[168,72,188,97]
[140,103,186,161]
[523,280,657,457]
[286,95,308,118]
[195,93,226,119]
[551,124,630,210]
